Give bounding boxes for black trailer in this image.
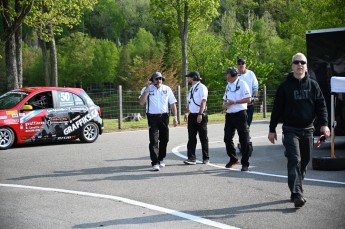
[306,27,345,170]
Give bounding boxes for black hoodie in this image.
[269,72,328,133]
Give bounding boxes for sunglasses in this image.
[237,62,245,66]
[293,60,307,65]
[154,77,162,81]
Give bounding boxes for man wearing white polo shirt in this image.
[139,72,178,171]
[183,71,209,165]
[222,67,251,171]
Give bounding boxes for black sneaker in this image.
[184,159,196,165]
[241,165,249,171]
[225,159,240,168]
[294,195,306,208]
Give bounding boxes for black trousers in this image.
[187,113,209,161]
[224,110,250,166]
[282,126,313,196]
[147,113,169,166]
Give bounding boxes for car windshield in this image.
[0,91,29,109]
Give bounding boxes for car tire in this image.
[79,122,99,143]
[312,156,345,171]
[0,127,16,150]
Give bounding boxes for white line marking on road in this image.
[172,142,345,186]
[0,183,240,229]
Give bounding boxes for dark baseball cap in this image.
[222,67,238,76]
[237,58,246,65]
[185,71,202,80]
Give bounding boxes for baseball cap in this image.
[185,71,202,80]
[237,58,246,65]
[222,67,238,76]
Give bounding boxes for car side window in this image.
[27,92,53,109]
[57,91,74,107]
[57,91,85,107]
[73,94,85,106]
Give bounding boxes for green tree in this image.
[126,28,163,61]
[25,0,97,86]
[58,33,119,88]
[90,39,119,84]
[222,29,273,88]
[151,0,220,90]
[117,0,155,44]
[118,28,165,88]
[0,0,34,90]
[188,29,223,90]
[57,32,95,87]
[83,0,125,43]
[22,44,44,86]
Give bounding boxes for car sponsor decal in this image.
[57,136,77,140]
[4,119,19,124]
[46,117,69,126]
[24,121,44,132]
[47,108,69,113]
[20,110,43,123]
[6,110,18,115]
[63,110,98,135]
[69,107,88,112]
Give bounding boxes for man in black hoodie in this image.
[268,53,330,208]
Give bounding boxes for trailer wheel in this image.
[312,156,345,171]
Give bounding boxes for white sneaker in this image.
[159,161,166,167]
[152,164,160,171]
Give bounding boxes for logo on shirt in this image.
[294,90,309,100]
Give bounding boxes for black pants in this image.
[224,110,250,166]
[147,114,169,166]
[282,126,313,196]
[246,104,254,127]
[187,113,209,161]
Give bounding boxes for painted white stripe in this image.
[172,143,345,186]
[0,183,240,229]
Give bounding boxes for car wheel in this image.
[0,127,15,150]
[79,122,99,143]
[312,156,345,171]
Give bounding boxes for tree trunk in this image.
[1,0,34,90]
[177,1,189,96]
[15,25,23,88]
[39,38,50,86]
[49,29,58,87]
[179,2,189,102]
[5,34,19,90]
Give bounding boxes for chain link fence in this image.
[87,85,276,129]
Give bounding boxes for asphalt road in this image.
[1,120,344,229]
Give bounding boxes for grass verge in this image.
[103,112,271,133]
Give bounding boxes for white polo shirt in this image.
[187,82,208,113]
[141,84,177,114]
[238,69,258,97]
[223,78,251,113]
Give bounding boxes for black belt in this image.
[147,113,168,117]
[226,110,246,115]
